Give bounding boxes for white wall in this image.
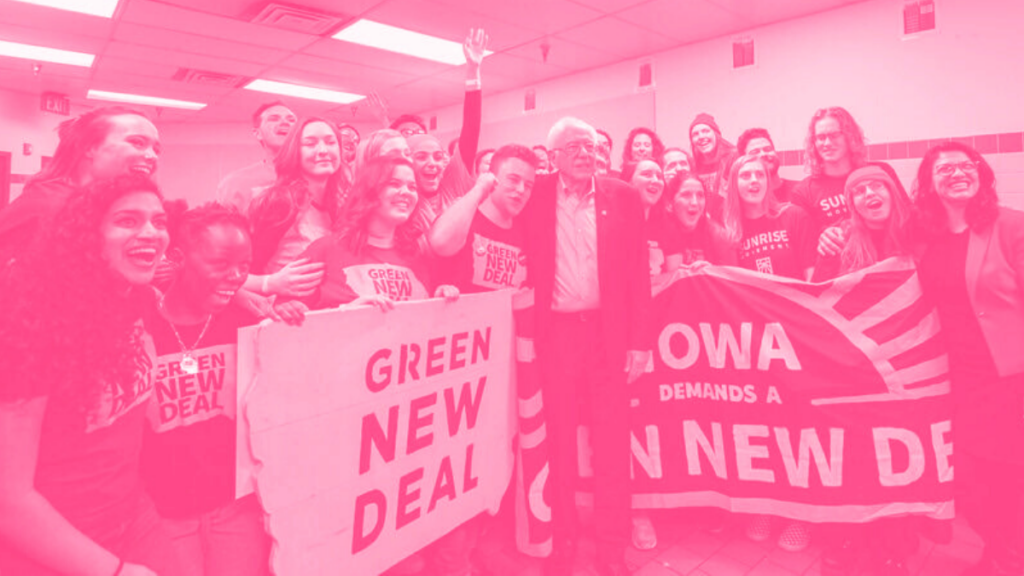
[0,89,89,200]
[424,0,1024,208]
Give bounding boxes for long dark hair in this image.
[0,174,162,414]
[27,106,149,188]
[248,117,348,272]
[622,127,666,166]
[336,157,422,256]
[913,141,999,237]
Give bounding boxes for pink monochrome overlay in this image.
[1,1,1024,576]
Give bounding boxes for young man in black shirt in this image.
[430,144,538,293]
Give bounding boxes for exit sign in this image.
[41,92,70,116]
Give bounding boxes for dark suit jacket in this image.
[522,172,652,364]
[967,206,1024,376]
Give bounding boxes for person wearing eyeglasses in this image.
[914,142,1024,576]
[216,101,296,214]
[519,117,651,576]
[791,107,868,235]
[389,114,428,138]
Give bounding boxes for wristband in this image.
[465,79,481,90]
[262,275,271,295]
[112,558,125,576]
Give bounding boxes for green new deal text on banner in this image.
[238,291,515,576]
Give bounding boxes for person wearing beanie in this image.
[812,163,913,282]
[737,128,798,204]
[688,113,737,214]
[791,106,868,234]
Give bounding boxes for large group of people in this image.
[1,26,1022,576]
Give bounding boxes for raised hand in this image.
[463,28,489,71]
[366,91,390,129]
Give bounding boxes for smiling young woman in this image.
[0,107,160,268]
[0,174,183,576]
[273,156,459,323]
[914,141,1024,576]
[140,202,273,576]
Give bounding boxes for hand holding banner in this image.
[238,291,515,575]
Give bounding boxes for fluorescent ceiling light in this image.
[0,39,94,67]
[244,79,364,105]
[10,0,120,18]
[333,20,492,66]
[87,89,206,110]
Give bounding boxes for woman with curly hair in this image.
[914,142,1024,576]
[243,117,349,302]
[276,156,458,319]
[0,106,160,267]
[792,106,868,234]
[622,127,666,167]
[0,174,181,576]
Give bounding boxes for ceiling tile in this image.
[304,37,452,77]
[557,15,679,59]
[120,0,319,51]
[615,0,742,43]
[95,56,183,80]
[89,68,234,99]
[431,0,603,35]
[103,41,269,77]
[0,67,91,99]
[505,36,618,71]
[565,0,656,15]
[381,76,465,116]
[704,0,867,26]
[274,53,417,89]
[0,0,115,37]
[0,20,109,53]
[359,0,541,52]
[156,0,385,20]
[113,22,292,65]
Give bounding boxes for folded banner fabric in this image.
[515,257,954,557]
[238,291,515,576]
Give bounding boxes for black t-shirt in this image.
[736,205,815,280]
[441,210,528,294]
[775,178,798,204]
[646,213,681,276]
[0,288,157,547]
[792,173,850,233]
[673,220,734,266]
[141,303,257,519]
[301,236,433,308]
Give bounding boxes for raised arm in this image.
[428,173,498,257]
[457,29,488,169]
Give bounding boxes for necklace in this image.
[159,296,213,375]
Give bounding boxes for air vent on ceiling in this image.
[172,68,249,88]
[524,89,536,112]
[248,2,349,36]
[638,62,653,88]
[733,38,754,68]
[903,0,936,35]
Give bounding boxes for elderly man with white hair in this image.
[519,117,652,576]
